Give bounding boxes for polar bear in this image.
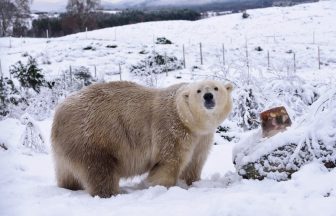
[51,80,233,197]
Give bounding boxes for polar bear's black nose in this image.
[203,93,213,101]
[203,93,215,109]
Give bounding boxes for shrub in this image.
[73,66,94,86]
[62,66,96,92]
[255,46,263,52]
[155,37,173,45]
[0,77,26,118]
[10,56,46,93]
[106,45,117,48]
[20,114,47,153]
[242,11,250,19]
[130,52,183,77]
[83,46,95,50]
[232,86,264,131]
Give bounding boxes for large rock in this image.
[233,89,336,181]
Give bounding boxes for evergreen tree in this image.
[10,56,45,93]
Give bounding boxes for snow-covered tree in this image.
[20,114,47,153]
[233,86,264,131]
[0,76,26,118]
[66,0,100,14]
[0,0,31,36]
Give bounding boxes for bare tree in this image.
[0,0,17,36]
[0,0,31,36]
[66,0,100,14]
[65,0,100,31]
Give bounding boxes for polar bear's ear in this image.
[225,83,234,93]
[181,88,189,101]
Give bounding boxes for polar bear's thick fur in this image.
[51,80,233,197]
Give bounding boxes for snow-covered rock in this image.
[233,87,336,180]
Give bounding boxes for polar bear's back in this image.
[51,81,183,177]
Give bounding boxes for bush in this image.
[242,11,250,19]
[232,86,264,131]
[130,52,183,77]
[106,45,117,48]
[61,66,96,92]
[73,66,94,86]
[10,56,46,93]
[83,45,95,50]
[20,114,47,153]
[0,77,26,118]
[255,46,263,52]
[156,37,172,45]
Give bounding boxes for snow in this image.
[2,123,336,216]
[1,131,336,216]
[1,1,336,215]
[233,87,336,170]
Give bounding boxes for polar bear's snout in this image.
[203,93,215,109]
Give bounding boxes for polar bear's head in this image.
[177,80,233,134]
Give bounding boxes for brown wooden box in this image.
[260,106,292,138]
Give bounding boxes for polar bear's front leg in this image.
[146,138,193,187]
[180,134,213,185]
[146,160,180,187]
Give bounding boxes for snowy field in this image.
[1,1,336,215]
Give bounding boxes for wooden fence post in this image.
[165,52,168,76]
[245,38,250,84]
[114,28,117,41]
[222,44,225,66]
[200,43,203,65]
[69,66,72,85]
[119,63,122,81]
[293,52,296,73]
[0,59,2,77]
[94,65,97,78]
[183,44,186,68]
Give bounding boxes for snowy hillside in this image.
[1,1,336,215]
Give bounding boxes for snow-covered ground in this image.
[1,1,336,215]
[1,120,336,216]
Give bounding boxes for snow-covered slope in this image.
[1,1,336,216]
[1,0,335,83]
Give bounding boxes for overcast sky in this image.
[32,0,121,11]
[31,0,234,12]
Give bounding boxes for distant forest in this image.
[28,9,201,38]
[107,0,319,12]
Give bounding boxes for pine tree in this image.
[10,56,45,93]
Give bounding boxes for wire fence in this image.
[1,31,335,86]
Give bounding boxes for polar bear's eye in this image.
[197,90,201,94]
[214,87,219,91]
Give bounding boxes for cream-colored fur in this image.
[51,80,233,197]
